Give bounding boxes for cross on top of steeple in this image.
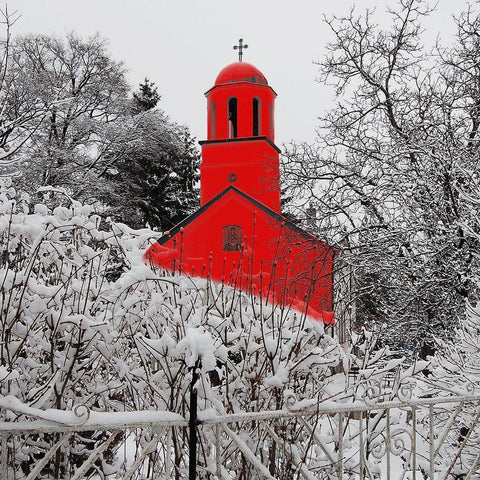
[233,38,248,62]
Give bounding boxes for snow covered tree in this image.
[0,8,55,171]
[10,32,129,194]
[95,111,199,229]
[282,0,480,349]
[7,32,199,231]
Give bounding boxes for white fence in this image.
[1,389,479,479]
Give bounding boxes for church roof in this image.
[156,185,334,252]
[215,62,268,86]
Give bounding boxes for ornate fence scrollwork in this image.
[0,392,479,479]
[71,404,91,425]
[397,381,414,403]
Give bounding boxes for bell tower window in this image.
[228,97,238,138]
[253,97,260,136]
[210,101,216,139]
[270,102,275,139]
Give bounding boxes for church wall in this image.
[145,192,335,322]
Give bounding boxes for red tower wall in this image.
[199,138,281,211]
[201,66,280,211]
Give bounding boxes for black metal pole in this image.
[189,361,200,480]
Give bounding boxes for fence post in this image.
[429,405,434,480]
[411,406,417,480]
[386,409,391,480]
[189,360,200,480]
[359,412,364,480]
[1,434,7,480]
[338,413,343,480]
[216,423,221,479]
[166,426,172,480]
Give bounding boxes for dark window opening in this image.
[210,101,216,139]
[223,225,242,252]
[270,102,274,137]
[228,97,237,138]
[253,97,260,136]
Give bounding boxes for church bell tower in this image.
[144,41,336,326]
[199,41,281,212]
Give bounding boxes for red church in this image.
[144,44,336,323]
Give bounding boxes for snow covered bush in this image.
[0,182,155,476]
[417,301,480,477]
[0,182,352,477]
[0,182,435,478]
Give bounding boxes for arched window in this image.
[210,101,216,139]
[228,97,238,138]
[252,97,260,136]
[270,102,274,138]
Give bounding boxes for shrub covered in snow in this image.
[1,183,451,478]
[0,183,353,476]
[417,301,480,476]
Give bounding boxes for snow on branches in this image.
[2,182,477,477]
[0,181,349,417]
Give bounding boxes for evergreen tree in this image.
[132,78,161,113]
[93,78,200,230]
[98,110,200,230]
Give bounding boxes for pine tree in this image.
[132,78,161,113]
[91,78,200,230]
[98,110,199,230]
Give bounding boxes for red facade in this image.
[144,61,336,322]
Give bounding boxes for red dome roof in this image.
[215,62,268,86]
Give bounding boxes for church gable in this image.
[145,187,336,322]
[154,186,330,248]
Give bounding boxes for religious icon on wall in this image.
[223,225,243,251]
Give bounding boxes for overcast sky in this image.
[11,0,461,146]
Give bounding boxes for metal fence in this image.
[1,389,479,479]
